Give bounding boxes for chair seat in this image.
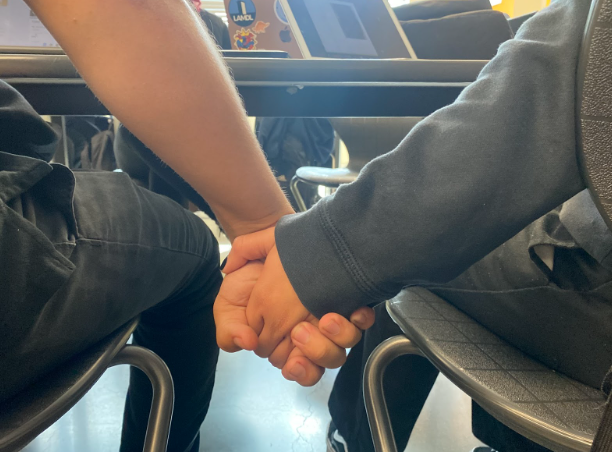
[295,166,359,187]
[388,288,606,452]
[0,317,139,452]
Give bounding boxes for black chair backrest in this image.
[393,0,492,21]
[576,0,612,231]
[399,10,513,60]
[394,0,513,60]
[576,0,612,449]
[508,11,537,34]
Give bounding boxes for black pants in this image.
[2,168,222,452]
[329,207,612,452]
[329,302,439,452]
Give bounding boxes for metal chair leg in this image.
[290,175,309,212]
[363,336,423,452]
[111,345,175,452]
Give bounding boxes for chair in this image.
[289,0,516,213]
[364,0,612,450]
[365,288,607,452]
[509,12,537,35]
[399,10,513,60]
[290,117,421,212]
[0,317,174,452]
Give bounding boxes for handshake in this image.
[213,225,375,386]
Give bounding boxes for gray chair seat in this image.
[295,166,358,187]
[384,288,605,452]
[0,317,174,452]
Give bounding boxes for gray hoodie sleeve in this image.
[275,0,592,319]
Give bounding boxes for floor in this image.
[22,223,486,452]
[22,354,485,452]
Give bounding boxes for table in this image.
[0,55,487,117]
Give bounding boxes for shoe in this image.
[327,421,349,452]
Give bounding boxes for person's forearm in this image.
[25,0,292,240]
[276,0,589,317]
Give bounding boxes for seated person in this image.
[217,0,612,450]
[327,189,612,452]
[256,117,335,211]
[11,0,609,451]
[193,1,232,50]
[327,3,611,451]
[1,1,374,451]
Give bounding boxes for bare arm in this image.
[25,0,292,240]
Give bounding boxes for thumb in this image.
[221,322,259,353]
[214,287,260,353]
[214,297,259,353]
[224,226,276,274]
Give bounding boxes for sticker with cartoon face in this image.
[274,0,289,25]
[228,0,256,27]
[234,28,257,50]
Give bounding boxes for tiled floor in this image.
[21,225,486,452]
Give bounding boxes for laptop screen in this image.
[0,0,61,52]
[284,0,414,59]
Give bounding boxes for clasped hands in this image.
[214,225,375,386]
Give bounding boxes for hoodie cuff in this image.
[275,201,390,318]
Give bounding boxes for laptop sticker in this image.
[228,0,256,27]
[275,0,289,24]
[253,21,270,34]
[234,28,257,50]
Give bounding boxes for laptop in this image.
[0,0,61,54]
[224,0,416,59]
[0,0,288,58]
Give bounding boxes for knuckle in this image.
[303,371,325,387]
[309,345,329,363]
[255,347,271,358]
[233,236,244,249]
[268,356,284,369]
[218,340,237,353]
